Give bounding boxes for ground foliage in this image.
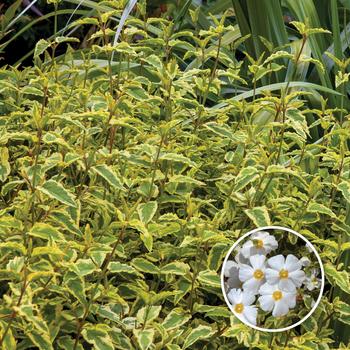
[0,3,350,350]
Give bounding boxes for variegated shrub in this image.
[0,7,349,350]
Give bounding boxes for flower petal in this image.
[285,254,301,272]
[235,251,250,265]
[239,265,254,282]
[267,254,285,270]
[259,282,277,295]
[299,257,310,267]
[243,278,264,294]
[227,275,242,289]
[253,231,268,240]
[249,254,266,270]
[289,269,306,286]
[258,295,274,312]
[242,290,256,306]
[250,247,265,256]
[305,280,315,291]
[243,278,263,294]
[265,268,279,285]
[240,241,254,258]
[272,300,289,317]
[279,278,296,292]
[227,288,242,305]
[243,305,257,326]
[264,235,278,250]
[224,260,238,277]
[284,292,296,309]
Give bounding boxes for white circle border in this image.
[220,225,325,333]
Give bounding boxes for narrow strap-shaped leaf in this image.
[212,81,341,109]
[6,0,39,29]
[111,0,138,60]
[62,0,86,34]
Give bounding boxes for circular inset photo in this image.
[221,226,324,332]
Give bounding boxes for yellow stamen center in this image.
[234,303,244,313]
[253,269,264,280]
[254,239,264,249]
[279,269,289,279]
[272,290,283,301]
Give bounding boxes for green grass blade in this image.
[1,9,88,53]
[111,0,137,60]
[207,0,232,14]
[212,81,341,108]
[5,0,39,29]
[173,0,192,30]
[231,0,256,56]
[330,0,342,59]
[62,0,86,34]
[64,0,112,11]
[284,0,335,104]
[233,0,288,83]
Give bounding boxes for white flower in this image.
[234,248,250,265]
[239,254,267,294]
[224,260,237,278]
[299,256,310,267]
[227,275,242,289]
[224,260,241,290]
[258,283,297,317]
[304,268,321,291]
[265,254,305,292]
[240,231,278,258]
[227,288,257,325]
